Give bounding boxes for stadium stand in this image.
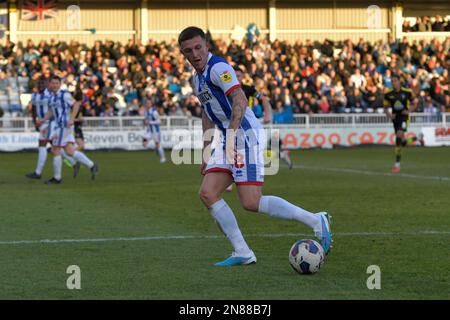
[403,15,450,32]
[0,0,449,125]
[0,35,448,124]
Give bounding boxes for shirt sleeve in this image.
[406,89,413,100]
[383,92,391,107]
[64,91,75,107]
[153,110,161,124]
[405,90,412,109]
[209,62,241,96]
[191,74,198,94]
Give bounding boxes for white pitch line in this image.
[293,164,450,182]
[0,230,449,245]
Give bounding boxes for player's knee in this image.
[241,198,259,212]
[77,141,84,150]
[65,150,75,157]
[199,188,218,207]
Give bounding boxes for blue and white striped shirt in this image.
[31,89,51,120]
[145,107,161,133]
[192,53,262,135]
[49,89,75,127]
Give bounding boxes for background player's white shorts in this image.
[38,121,56,142]
[51,126,75,147]
[143,129,161,144]
[205,129,266,185]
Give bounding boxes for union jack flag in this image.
[21,0,58,21]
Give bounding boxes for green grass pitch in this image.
[0,147,449,299]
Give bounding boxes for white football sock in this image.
[60,149,77,166]
[258,195,320,230]
[286,157,292,167]
[35,146,48,175]
[209,199,252,256]
[73,151,94,168]
[281,152,292,167]
[158,145,165,160]
[53,155,62,180]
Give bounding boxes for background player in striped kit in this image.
[25,78,78,180]
[143,99,166,163]
[37,75,98,184]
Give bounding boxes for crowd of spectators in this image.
[402,15,450,32]
[218,35,449,117]
[0,31,449,123]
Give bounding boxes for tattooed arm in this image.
[227,87,248,131]
[225,87,248,164]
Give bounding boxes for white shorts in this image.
[51,126,75,147]
[38,121,56,142]
[205,129,266,185]
[143,128,161,144]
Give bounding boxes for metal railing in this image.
[0,113,447,132]
[290,113,447,128]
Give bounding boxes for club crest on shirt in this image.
[220,71,232,83]
[235,153,245,168]
[393,100,404,111]
[200,76,206,87]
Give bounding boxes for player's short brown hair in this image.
[50,75,61,82]
[178,26,206,46]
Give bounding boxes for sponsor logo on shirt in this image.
[220,71,232,83]
[198,91,213,104]
[393,100,404,111]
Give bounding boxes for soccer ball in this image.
[289,239,325,274]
